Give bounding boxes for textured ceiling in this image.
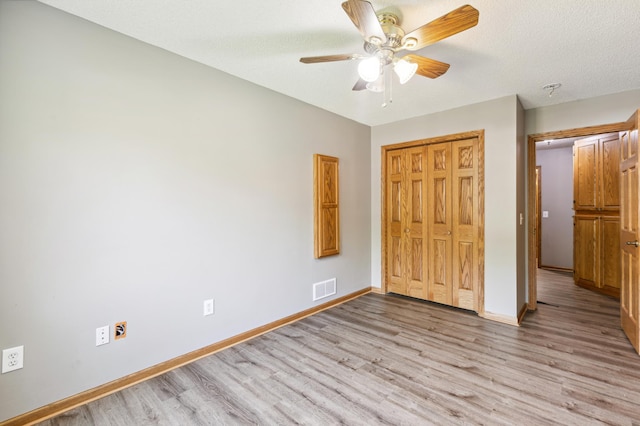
[38,0,640,126]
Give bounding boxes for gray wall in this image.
[370,96,526,318]
[0,2,371,421]
[526,89,640,135]
[536,147,574,269]
[516,100,527,310]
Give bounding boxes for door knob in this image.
[447,231,452,236]
[626,241,640,247]
[404,228,410,234]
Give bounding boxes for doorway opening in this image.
[535,140,575,273]
[527,122,628,310]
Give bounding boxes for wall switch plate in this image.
[96,325,110,346]
[203,299,215,316]
[2,345,24,374]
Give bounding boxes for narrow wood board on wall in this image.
[314,154,340,258]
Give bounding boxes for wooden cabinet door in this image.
[574,214,620,297]
[620,111,640,354]
[574,215,600,288]
[573,133,621,298]
[600,134,621,211]
[574,133,620,212]
[574,139,598,211]
[600,215,621,295]
[385,147,428,298]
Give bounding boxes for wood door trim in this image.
[536,166,542,268]
[527,122,627,311]
[381,130,485,315]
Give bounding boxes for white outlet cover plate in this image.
[203,299,215,316]
[2,345,24,373]
[96,325,110,346]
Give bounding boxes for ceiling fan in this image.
[300,0,479,105]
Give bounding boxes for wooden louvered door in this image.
[620,110,640,354]
[426,139,480,310]
[385,146,428,299]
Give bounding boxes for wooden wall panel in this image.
[458,242,473,290]
[314,154,339,258]
[431,238,449,304]
[411,239,423,281]
[411,181,423,222]
[392,182,401,222]
[459,177,473,226]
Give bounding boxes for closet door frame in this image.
[381,130,485,316]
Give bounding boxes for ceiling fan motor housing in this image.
[363,13,405,64]
[378,13,404,48]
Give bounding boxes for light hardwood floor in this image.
[40,269,640,425]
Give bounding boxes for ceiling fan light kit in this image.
[358,56,382,82]
[365,75,385,93]
[394,59,418,84]
[299,0,479,107]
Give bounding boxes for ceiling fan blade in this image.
[300,54,359,64]
[402,4,479,51]
[403,54,450,79]
[352,78,368,91]
[341,0,387,45]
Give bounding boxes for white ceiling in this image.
[38,0,640,126]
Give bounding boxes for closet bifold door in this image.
[385,146,428,299]
[451,139,480,311]
[427,143,453,305]
[426,139,480,310]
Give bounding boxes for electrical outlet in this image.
[2,345,24,374]
[203,299,215,316]
[96,325,110,346]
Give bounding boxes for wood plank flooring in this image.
[40,270,640,425]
